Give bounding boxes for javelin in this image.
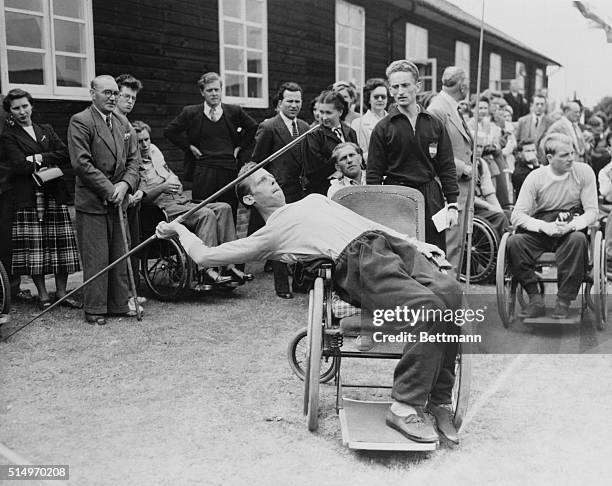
[1,124,319,342]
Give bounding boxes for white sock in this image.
[390,400,417,417]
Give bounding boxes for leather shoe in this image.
[428,403,459,444]
[385,408,439,443]
[276,292,293,299]
[524,302,545,318]
[204,268,233,285]
[552,301,570,319]
[228,266,254,284]
[85,313,106,325]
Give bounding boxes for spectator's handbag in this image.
[32,167,64,187]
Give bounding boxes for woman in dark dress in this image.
[303,90,358,195]
[1,89,81,309]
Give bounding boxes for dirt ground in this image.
[1,266,611,486]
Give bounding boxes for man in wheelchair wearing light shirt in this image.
[156,162,464,444]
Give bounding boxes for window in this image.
[335,0,364,86]
[489,53,501,90]
[0,0,95,99]
[455,41,470,75]
[535,68,544,92]
[515,61,526,90]
[219,0,268,108]
[405,23,428,61]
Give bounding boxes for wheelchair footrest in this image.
[523,307,581,325]
[338,398,438,451]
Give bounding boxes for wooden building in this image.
[0,0,558,177]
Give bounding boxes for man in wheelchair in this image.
[156,162,464,444]
[508,133,599,319]
[134,121,252,285]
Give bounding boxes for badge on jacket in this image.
[428,142,438,158]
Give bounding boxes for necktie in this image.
[535,116,539,128]
[333,127,343,142]
[291,120,299,138]
[573,123,585,154]
[106,115,112,131]
[210,106,218,122]
[458,108,473,145]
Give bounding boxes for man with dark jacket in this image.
[164,72,257,220]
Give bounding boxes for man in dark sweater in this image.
[368,60,459,250]
[164,72,257,220]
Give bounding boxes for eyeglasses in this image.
[96,90,120,98]
[120,93,137,101]
[372,94,387,100]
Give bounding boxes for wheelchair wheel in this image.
[141,238,191,301]
[287,327,338,384]
[592,232,608,331]
[460,217,498,283]
[0,260,10,315]
[304,277,324,431]
[496,233,517,328]
[452,338,472,430]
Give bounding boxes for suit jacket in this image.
[546,116,587,162]
[503,92,529,121]
[516,114,547,144]
[303,123,358,195]
[164,102,257,181]
[68,106,140,214]
[427,92,473,208]
[251,114,310,202]
[1,123,71,208]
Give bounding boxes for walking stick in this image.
[118,205,142,321]
[456,0,486,294]
[2,124,319,342]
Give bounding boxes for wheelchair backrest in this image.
[331,185,425,241]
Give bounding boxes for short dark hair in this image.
[132,120,151,134]
[235,162,259,203]
[275,82,303,105]
[3,88,33,112]
[530,94,546,104]
[517,139,536,152]
[479,96,490,106]
[362,78,388,110]
[115,74,143,93]
[317,90,348,119]
[198,72,222,90]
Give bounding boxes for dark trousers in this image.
[192,164,238,224]
[76,211,130,315]
[334,231,462,406]
[0,189,19,295]
[127,202,141,288]
[507,231,588,302]
[476,207,509,241]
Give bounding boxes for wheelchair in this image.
[138,204,240,300]
[496,222,607,330]
[288,186,471,450]
[459,215,499,284]
[0,259,10,316]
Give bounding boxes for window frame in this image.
[535,68,544,92]
[515,61,526,90]
[454,40,470,76]
[335,0,365,87]
[218,0,269,109]
[405,22,428,61]
[489,52,501,91]
[0,0,95,100]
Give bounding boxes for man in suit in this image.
[164,72,257,221]
[503,79,529,122]
[516,94,547,145]
[546,101,589,164]
[68,75,140,325]
[250,82,310,299]
[427,66,473,271]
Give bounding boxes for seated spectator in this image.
[512,139,539,198]
[327,142,366,199]
[508,133,598,319]
[133,121,251,285]
[586,116,611,181]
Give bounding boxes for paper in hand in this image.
[432,205,450,232]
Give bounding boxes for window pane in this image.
[339,66,349,81]
[349,7,362,27]
[351,28,361,47]
[223,0,241,19]
[225,73,244,97]
[53,0,84,19]
[337,25,349,44]
[246,26,261,49]
[56,55,85,87]
[351,68,361,85]
[246,50,262,73]
[351,47,361,66]
[247,76,261,98]
[224,20,243,46]
[336,1,349,25]
[54,19,85,53]
[225,47,244,71]
[7,49,44,84]
[245,0,263,23]
[5,0,42,12]
[338,46,349,64]
[5,11,43,48]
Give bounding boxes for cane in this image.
[2,124,319,342]
[118,205,142,321]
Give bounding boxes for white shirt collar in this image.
[279,111,296,133]
[92,104,112,122]
[204,102,223,119]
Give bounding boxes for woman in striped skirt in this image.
[1,89,81,309]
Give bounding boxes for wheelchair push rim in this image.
[304,278,324,431]
[288,327,338,384]
[0,260,10,315]
[460,216,498,284]
[141,237,191,301]
[496,232,517,328]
